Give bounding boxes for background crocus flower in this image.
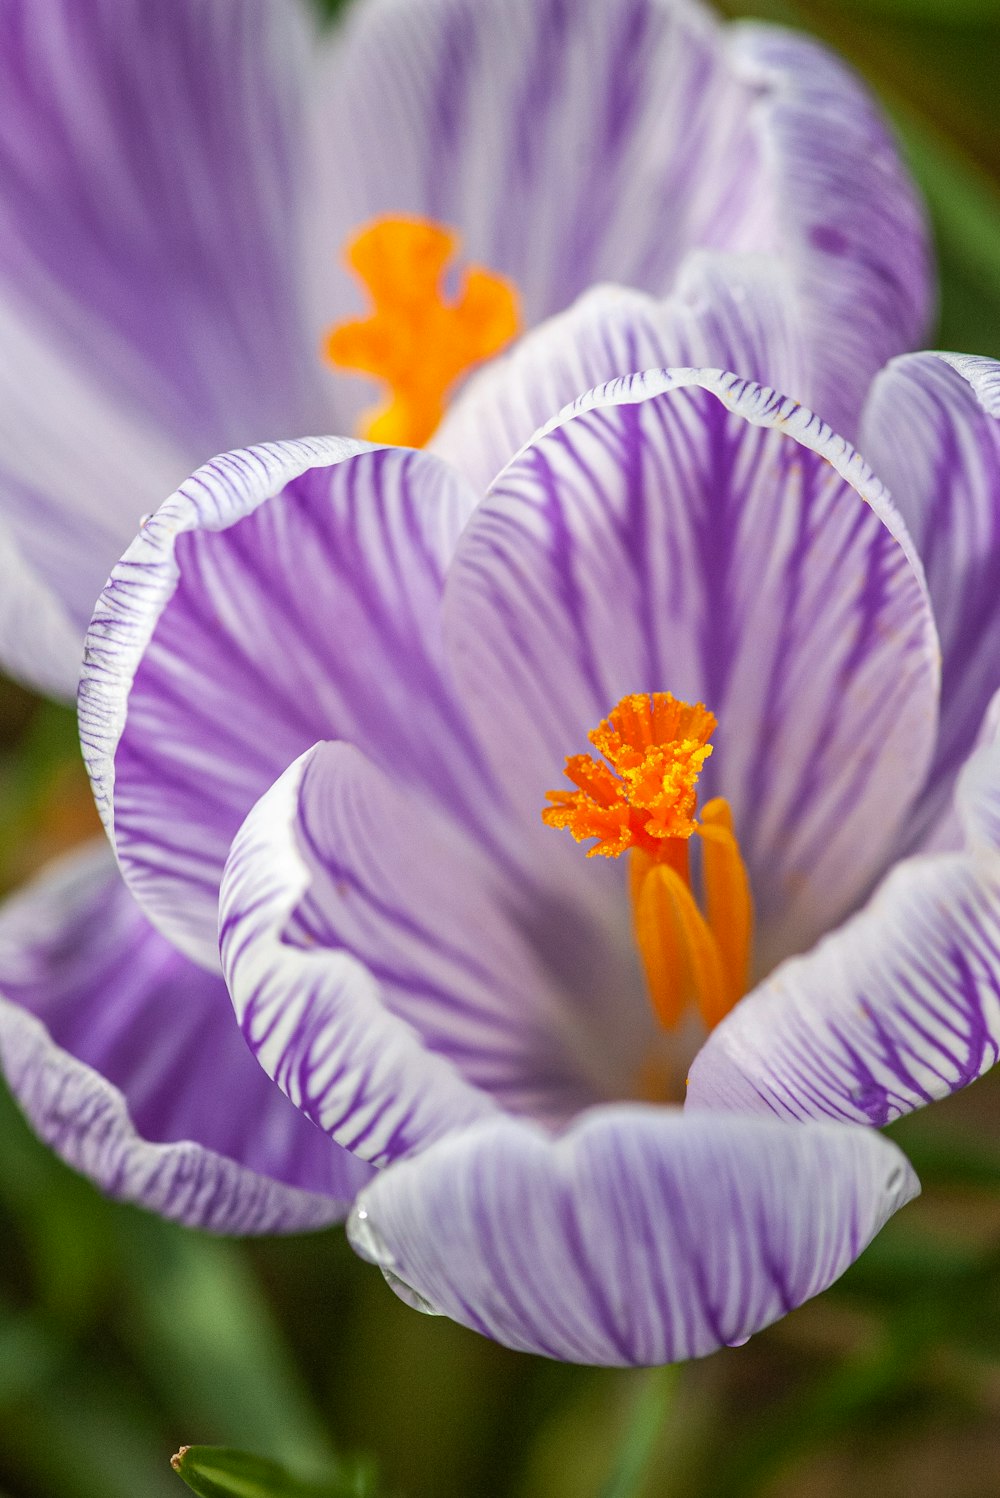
[0,0,931,699]
[0,0,933,1236]
[66,266,1000,1359]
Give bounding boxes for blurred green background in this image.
[1,0,1000,1494]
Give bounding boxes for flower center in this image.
[323,217,521,448]
[543,693,753,1034]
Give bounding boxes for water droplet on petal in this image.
[725,1334,750,1348]
[347,1202,395,1266]
[381,1268,444,1317]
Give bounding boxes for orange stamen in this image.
[697,797,753,1012]
[542,693,716,857]
[324,217,521,448]
[543,692,753,1042]
[634,863,729,1032]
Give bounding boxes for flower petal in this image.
[727,23,931,436]
[860,353,1000,848]
[221,749,498,1168]
[688,700,1000,1123]
[955,688,1000,855]
[319,0,928,432]
[321,0,772,322]
[0,843,369,1231]
[0,0,326,458]
[0,297,193,698]
[431,256,808,495]
[444,370,940,968]
[80,439,482,968]
[347,1104,917,1365]
[224,739,653,1126]
[0,507,83,700]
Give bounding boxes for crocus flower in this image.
[65,229,1000,1362]
[0,0,931,1238]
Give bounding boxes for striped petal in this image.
[0,843,368,1232]
[444,370,940,971]
[431,255,808,495]
[727,23,931,436]
[80,438,483,969]
[347,1105,917,1365]
[0,0,326,461]
[687,863,1000,1127]
[687,705,1000,1124]
[318,0,928,433]
[221,749,497,1168]
[955,688,1000,855]
[860,354,1000,849]
[0,301,194,698]
[222,740,653,1133]
[0,511,82,701]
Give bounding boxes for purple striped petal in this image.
[687,713,1000,1124]
[444,370,940,971]
[686,853,1000,1127]
[319,0,928,432]
[0,843,369,1232]
[860,354,1000,850]
[728,24,931,437]
[955,689,1000,854]
[223,740,652,1129]
[0,300,192,698]
[0,0,326,462]
[431,255,808,495]
[221,749,497,1168]
[347,1105,917,1365]
[0,509,82,700]
[320,0,774,326]
[80,438,483,969]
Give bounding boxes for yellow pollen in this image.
[323,217,521,449]
[543,692,753,1043]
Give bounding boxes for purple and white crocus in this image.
[0,0,932,1250]
[70,269,1000,1365]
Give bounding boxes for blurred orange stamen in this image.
[323,217,521,448]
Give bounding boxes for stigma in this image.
[543,693,753,1035]
[324,217,521,449]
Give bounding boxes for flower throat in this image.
[543,693,753,1033]
[324,217,521,448]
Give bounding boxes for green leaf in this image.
[170,1447,378,1498]
[114,1213,336,1471]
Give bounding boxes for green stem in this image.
[599,1365,680,1498]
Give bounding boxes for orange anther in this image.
[542,693,716,857]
